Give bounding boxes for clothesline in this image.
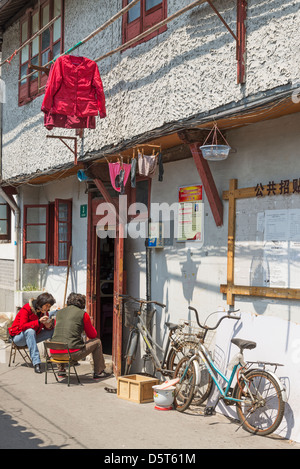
[21,0,207,83]
[103,144,162,162]
[94,0,207,63]
[107,145,164,194]
[19,0,141,83]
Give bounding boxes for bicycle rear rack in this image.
[246,361,284,373]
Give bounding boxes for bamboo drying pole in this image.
[22,0,208,82]
[0,16,60,67]
[20,0,141,81]
[63,245,73,307]
[95,0,208,63]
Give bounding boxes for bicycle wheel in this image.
[124,329,139,375]
[166,340,198,371]
[192,356,213,406]
[235,370,285,436]
[167,346,213,406]
[173,357,196,412]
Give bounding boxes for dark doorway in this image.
[96,236,115,355]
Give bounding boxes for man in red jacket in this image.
[9,292,56,374]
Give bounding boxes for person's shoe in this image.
[57,368,67,377]
[34,364,42,374]
[93,371,112,380]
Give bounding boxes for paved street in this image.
[0,344,299,451]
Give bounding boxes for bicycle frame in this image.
[136,310,168,372]
[189,342,252,405]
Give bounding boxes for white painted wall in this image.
[140,112,300,442]
[21,176,88,308]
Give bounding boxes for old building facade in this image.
[0,0,300,441]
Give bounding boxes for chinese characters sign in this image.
[255,179,300,197]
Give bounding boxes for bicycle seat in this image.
[165,322,178,331]
[231,338,256,351]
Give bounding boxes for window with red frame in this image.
[54,199,72,266]
[23,205,49,263]
[23,199,72,265]
[19,0,64,106]
[122,0,167,46]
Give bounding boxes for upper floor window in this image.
[122,0,167,46]
[19,0,64,106]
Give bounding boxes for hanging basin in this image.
[200,145,231,161]
[152,385,176,407]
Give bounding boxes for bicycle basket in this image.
[175,320,215,351]
[124,301,140,328]
[142,304,156,331]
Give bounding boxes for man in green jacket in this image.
[50,292,110,379]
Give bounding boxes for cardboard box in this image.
[117,374,159,403]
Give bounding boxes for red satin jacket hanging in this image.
[41,55,106,118]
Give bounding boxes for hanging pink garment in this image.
[108,162,131,193]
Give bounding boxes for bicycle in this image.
[120,294,202,379]
[173,306,287,436]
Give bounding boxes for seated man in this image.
[50,292,109,380]
[9,292,56,374]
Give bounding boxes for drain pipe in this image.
[145,217,152,331]
[0,187,21,301]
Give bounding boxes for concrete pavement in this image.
[0,343,299,451]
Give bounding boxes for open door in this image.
[112,222,125,377]
[87,192,125,377]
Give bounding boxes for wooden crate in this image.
[117,374,159,403]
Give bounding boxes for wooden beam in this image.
[220,284,300,301]
[189,142,223,227]
[46,135,78,165]
[93,178,119,213]
[237,0,247,84]
[225,179,237,305]
[223,180,298,201]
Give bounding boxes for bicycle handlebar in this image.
[118,293,166,309]
[188,306,240,331]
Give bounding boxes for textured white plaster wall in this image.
[1,0,300,179]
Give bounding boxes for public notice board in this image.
[235,197,300,290]
[263,209,300,288]
[177,185,203,242]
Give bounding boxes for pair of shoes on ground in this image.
[93,371,112,380]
